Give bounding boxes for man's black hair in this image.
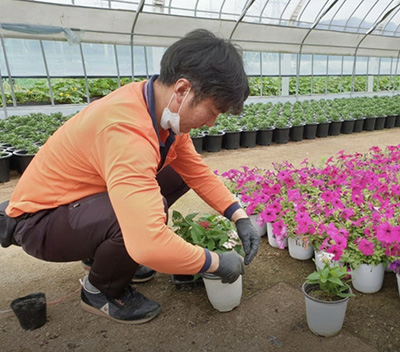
[158,29,249,115]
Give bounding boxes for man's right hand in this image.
[212,251,245,283]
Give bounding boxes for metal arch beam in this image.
[278,0,294,26]
[194,0,201,17]
[355,0,381,33]
[229,0,257,41]
[351,2,400,95]
[393,18,400,36]
[258,0,273,23]
[380,3,400,34]
[219,0,227,19]
[295,0,340,99]
[130,0,145,81]
[327,0,346,30]
[343,1,364,31]
[296,0,313,24]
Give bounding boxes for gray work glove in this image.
[214,251,245,284]
[235,218,261,265]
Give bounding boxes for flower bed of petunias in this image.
[219,145,400,269]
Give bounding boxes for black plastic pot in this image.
[375,116,386,130]
[316,122,330,138]
[171,275,203,290]
[396,115,400,127]
[10,292,47,330]
[240,130,257,148]
[6,147,17,171]
[289,125,304,142]
[0,151,12,183]
[204,132,225,152]
[328,121,342,136]
[363,117,376,131]
[384,115,397,129]
[223,131,241,150]
[303,123,318,139]
[273,127,290,144]
[341,120,355,134]
[256,128,274,146]
[13,150,36,175]
[190,135,204,154]
[353,118,365,133]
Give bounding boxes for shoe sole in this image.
[81,301,161,324]
[131,273,155,283]
[82,264,155,283]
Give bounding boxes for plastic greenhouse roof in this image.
[1,0,400,57]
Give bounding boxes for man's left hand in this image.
[235,218,260,265]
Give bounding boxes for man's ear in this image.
[174,78,191,103]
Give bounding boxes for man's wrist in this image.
[206,251,220,273]
[231,208,248,223]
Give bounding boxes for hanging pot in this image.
[201,273,242,312]
[302,282,351,337]
[352,263,385,293]
[288,237,313,260]
[249,214,267,237]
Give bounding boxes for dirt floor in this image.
[0,129,399,352]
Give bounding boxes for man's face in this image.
[179,93,221,134]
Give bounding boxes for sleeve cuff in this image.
[199,249,212,273]
[224,202,242,220]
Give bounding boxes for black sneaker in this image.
[81,277,161,324]
[81,259,156,283]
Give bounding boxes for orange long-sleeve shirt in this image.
[7,80,238,274]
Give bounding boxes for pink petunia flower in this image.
[358,238,374,256]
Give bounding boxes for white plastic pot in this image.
[397,273,400,298]
[288,237,313,260]
[201,273,242,312]
[352,263,385,293]
[249,214,267,237]
[266,222,287,249]
[302,282,351,337]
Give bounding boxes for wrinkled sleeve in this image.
[89,123,207,274]
[169,134,240,217]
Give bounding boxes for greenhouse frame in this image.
[1,0,400,118]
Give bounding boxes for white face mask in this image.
[160,87,191,135]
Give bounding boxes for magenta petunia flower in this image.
[358,238,374,256]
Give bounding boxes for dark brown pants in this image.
[13,165,189,298]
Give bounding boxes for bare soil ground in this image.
[0,129,399,352]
